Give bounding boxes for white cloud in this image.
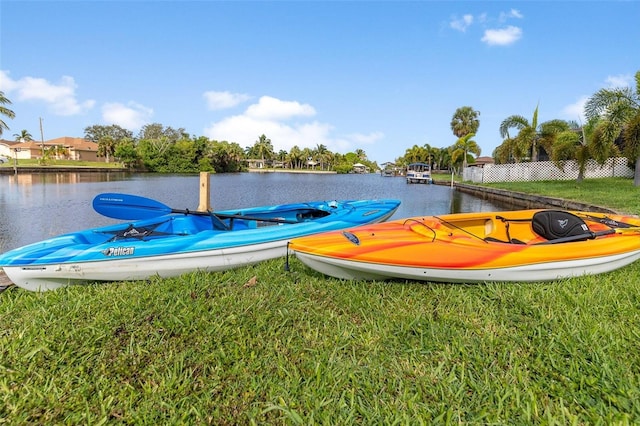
[204,96,377,154]
[450,14,474,32]
[481,26,522,46]
[0,70,94,115]
[203,90,251,110]
[245,96,316,120]
[205,114,332,151]
[500,9,523,22]
[0,70,18,91]
[102,102,153,130]
[449,10,523,46]
[561,96,588,122]
[605,74,633,88]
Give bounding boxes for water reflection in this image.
[6,171,130,185]
[0,172,514,252]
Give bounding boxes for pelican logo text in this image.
[103,246,135,256]
[557,219,569,229]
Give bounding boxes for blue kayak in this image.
[0,193,400,291]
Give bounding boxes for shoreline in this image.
[1,165,620,214]
[0,166,335,175]
[247,168,337,174]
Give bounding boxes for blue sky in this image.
[1,1,639,164]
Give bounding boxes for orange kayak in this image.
[288,209,640,283]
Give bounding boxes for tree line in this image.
[1,117,379,174]
[394,70,640,185]
[1,70,638,183]
[81,124,378,174]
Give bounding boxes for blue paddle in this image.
[92,193,298,224]
[93,193,183,220]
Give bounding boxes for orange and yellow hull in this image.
[288,210,640,283]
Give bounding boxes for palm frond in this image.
[499,115,529,138]
[622,112,640,160]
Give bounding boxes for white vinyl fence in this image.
[463,157,634,183]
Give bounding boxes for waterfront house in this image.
[0,137,104,162]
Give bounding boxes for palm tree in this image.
[450,106,480,138]
[324,150,335,171]
[493,137,518,164]
[537,119,573,158]
[227,142,246,171]
[433,147,450,171]
[14,130,33,142]
[444,146,457,172]
[421,143,434,168]
[98,135,117,163]
[254,134,274,166]
[288,145,303,169]
[451,133,481,169]
[499,104,543,162]
[425,145,441,170]
[585,70,640,186]
[315,143,329,170]
[0,91,16,137]
[404,145,427,163]
[551,118,607,183]
[301,147,313,169]
[354,149,367,162]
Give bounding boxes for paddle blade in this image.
[93,193,173,220]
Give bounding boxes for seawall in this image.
[434,180,619,214]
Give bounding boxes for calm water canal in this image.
[0,171,512,253]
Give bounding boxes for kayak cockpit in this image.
[93,207,334,242]
[406,210,619,246]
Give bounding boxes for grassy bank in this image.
[3,261,640,424]
[2,178,640,424]
[483,177,640,215]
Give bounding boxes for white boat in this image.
[405,162,432,184]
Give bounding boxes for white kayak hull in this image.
[4,239,288,292]
[294,249,640,283]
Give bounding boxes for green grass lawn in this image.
[2,177,640,424]
[482,178,640,215]
[3,260,640,424]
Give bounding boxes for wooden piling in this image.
[197,172,211,211]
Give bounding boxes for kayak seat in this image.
[230,220,252,230]
[171,223,200,235]
[297,209,331,221]
[532,211,590,241]
[169,216,210,235]
[485,212,586,245]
